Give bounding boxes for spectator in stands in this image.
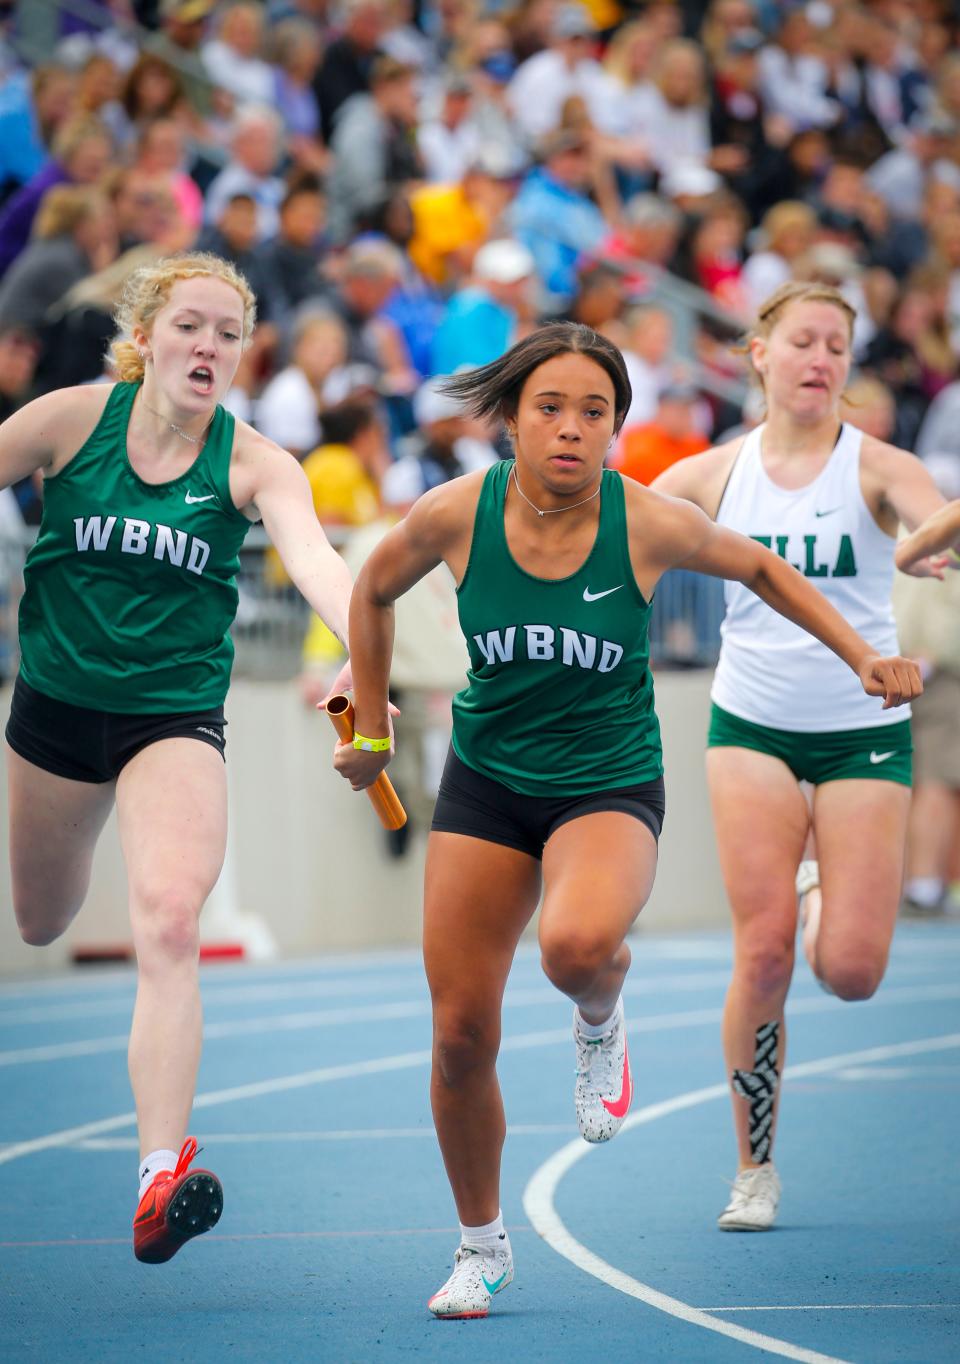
[431,237,536,375]
[625,38,711,179]
[0,324,41,523]
[327,238,416,399]
[357,188,446,382]
[841,373,897,444]
[709,29,796,220]
[408,148,519,288]
[862,275,956,448]
[119,51,188,140]
[256,313,348,459]
[617,304,676,431]
[742,201,818,312]
[0,64,76,202]
[418,74,482,185]
[251,178,329,334]
[269,17,327,178]
[0,116,113,279]
[202,2,274,107]
[132,117,205,232]
[506,4,614,146]
[510,126,606,313]
[105,166,191,255]
[326,56,423,246]
[570,262,625,333]
[147,0,219,118]
[204,105,286,243]
[0,187,117,339]
[757,6,841,136]
[303,396,390,526]
[381,375,497,511]
[314,0,387,143]
[74,52,126,147]
[616,383,710,486]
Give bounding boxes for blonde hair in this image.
[33,185,107,240]
[111,252,257,383]
[759,200,817,251]
[740,281,856,393]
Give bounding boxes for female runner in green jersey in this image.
[333,321,921,1319]
[2,253,353,1264]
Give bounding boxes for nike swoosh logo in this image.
[869,750,896,764]
[185,492,217,504]
[815,507,842,518]
[583,585,623,602]
[600,1042,633,1118]
[134,1198,157,1224]
[482,1271,508,1294]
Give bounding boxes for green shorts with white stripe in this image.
[707,703,912,787]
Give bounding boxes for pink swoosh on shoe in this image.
[601,1042,633,1118]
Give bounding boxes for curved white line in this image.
[523,1033,960,1364]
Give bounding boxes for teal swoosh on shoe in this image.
[482,1271,508,1294]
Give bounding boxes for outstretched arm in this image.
[895,500,960,576]
[250,443,353,648]
[655,497,921,708]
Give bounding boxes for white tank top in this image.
[711,421,907,732]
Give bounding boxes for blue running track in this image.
[1,924,958,1363]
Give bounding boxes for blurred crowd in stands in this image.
[2,0,960,513]
[0,0,959,899]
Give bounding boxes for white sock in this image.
[905,877,944,908]
[460,1210,508,1254]
[575,998,621,1038]
[138,1149,177,1199]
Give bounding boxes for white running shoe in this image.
[717,1163,781,1231]
[573,999,633,1143]
[427,1240,514,1319]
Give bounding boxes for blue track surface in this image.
[1,924,958,1363]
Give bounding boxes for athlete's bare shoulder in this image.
[858,431,922,480]
[403,465,488,558]
[646,437,745,518]
[0,382,116,480]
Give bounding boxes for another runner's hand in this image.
[894,549,955,580]
[858,654,923,709]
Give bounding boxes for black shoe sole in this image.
[166,1172,223,1243]
[136,1172,224,1263]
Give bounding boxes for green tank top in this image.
[19,381,253,713]
[452,460,663,795]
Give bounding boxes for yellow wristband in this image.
[353,732,390,753]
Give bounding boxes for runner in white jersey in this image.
[653,282,946,1233]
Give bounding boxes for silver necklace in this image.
[141,398,214,445]
[512,463,602,518]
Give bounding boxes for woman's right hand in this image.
[332,739,392,791]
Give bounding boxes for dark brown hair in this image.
[441,322,632,434]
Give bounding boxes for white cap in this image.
[473,238,535,284]
[413,376,464,427]
[660,163,721,199]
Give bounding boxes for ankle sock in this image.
[905,877,944,908]
[575,998,621,1038]
[138,1149,178,1199]
[460,1210,508,1254]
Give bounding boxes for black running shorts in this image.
[5,674,227,783]
[431,747,665,860]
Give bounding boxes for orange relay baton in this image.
[325,693,407,831]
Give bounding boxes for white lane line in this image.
[700,1305,960,1313]
[523,1033,960,1364]
[68,1123,575,1149]
[0,967,740,1028]
[3,978,958,1068]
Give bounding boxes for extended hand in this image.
[858,654,923,709]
